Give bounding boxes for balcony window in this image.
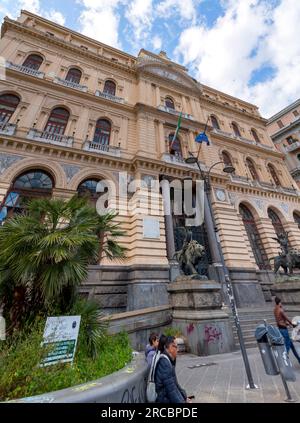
[268,164,281,186]
[251,128,260,143]
[246,158,259,181]
[103,80,116,96]
[93,119,111,145]
[0,94,20,124]
[232,122,241,137]
[22,54,43,70]
[277,120,284,129]
[65,68,82,84]
[165,97,175,110]
[222,151,234,173]
[293,110,299,117]
[44,107,69,135]
[168,133,182,156]
[211,115,220,130]
[0,170,53,220]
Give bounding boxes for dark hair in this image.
[165,335,176,350]
[275,296,281,305]
[149,332,158,346]
[158,334,167,352]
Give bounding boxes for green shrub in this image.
[163,326,182,337]
[0,320,132,401]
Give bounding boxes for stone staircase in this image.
[230,307,276,350]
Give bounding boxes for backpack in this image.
[146,351,171,403]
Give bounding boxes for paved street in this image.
[176,347,300,403]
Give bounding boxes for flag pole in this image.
[196,115,210,160]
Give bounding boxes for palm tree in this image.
[0,195,126,329]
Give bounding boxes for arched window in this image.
[246,158,259,181]
[293,211,300,228]
[211,115,220,130]
[268,164,281,186]
[165,97,175,110]
[168,133,182,156]
[103,80,116,96]
[65,68,82,84]
[222,151,234,172]
[0,94,20,124]
[44,107,69,135]
[251,128,260,143]
[22,54,43,70]
[239,203,270,269]
[77,178,108,210]
[232,122,241,137]
[93,119,111,145]
[0,170,53,220]
[268,208,285,238]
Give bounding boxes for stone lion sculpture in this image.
[173,239,205,276]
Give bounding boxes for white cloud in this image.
[157,0,200,22]
[125,0,153,42]
[44,10,66,26]
[18,0,40,14]
[175,0,300,117]
[78,0,125,49]
[152,35,162,50]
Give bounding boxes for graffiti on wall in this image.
[204,325,223,346]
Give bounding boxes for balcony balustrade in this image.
[54,77,88,92]
[27,129,74,147]
[6,61,45,79]
[158,105,194,120]
[95,90,125,104]
[0,122,17,136]
[83,140,121,157]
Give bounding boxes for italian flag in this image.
[170,112,182,148]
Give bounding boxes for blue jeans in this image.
[279,328,300,363]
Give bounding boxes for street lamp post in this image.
[185,151,257,390]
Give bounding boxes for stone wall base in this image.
[229,268,266,308]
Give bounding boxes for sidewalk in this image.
[176,347,300,403]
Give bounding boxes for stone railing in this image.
[230,174,249,184]
[158,105,194,120]
[6,61,45,79]
[162,152,206,170]
[212,129,276,151]
[95,90,125,104]
[27,129,74,147]
[0,122,17,136]
[285,141,300,153]
[83,141,121,157]
[54,77,88,92]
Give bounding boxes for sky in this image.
[0,0,300,118]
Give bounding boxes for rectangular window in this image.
[293,110,299,117]
[277,120,284,128]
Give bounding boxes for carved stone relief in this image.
[0,153,24,175]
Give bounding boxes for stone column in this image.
[161,179,175,260]
[155,85,161,107]
[158,120,166,156]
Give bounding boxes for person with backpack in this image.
[154,335,189,403]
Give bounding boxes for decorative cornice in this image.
[2,18,136,76]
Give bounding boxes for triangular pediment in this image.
[137,59,202,93]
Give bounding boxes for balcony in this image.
[285,141,300,153]
[6,61,45,79]
[83,141,121,157]
[54,77,88,92]
[230,174,250,184]
[27,129,74,147]
[0,122,17,136]
[162,152,205,170]
[158,105,194,120]
[95,90,125,104]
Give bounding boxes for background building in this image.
[267,99,300,198]
[1,10,300,320]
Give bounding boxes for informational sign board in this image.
[41,316,81,367]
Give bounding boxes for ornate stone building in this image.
[267,99,300,194]
[1,10,300,316]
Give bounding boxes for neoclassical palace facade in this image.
[1,10,300,313]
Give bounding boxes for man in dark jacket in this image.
[154,336,189,403]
